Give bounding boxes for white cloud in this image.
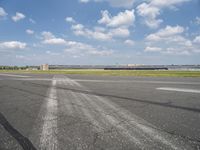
[80,0,135,8]
[195,17,200,25]
[124,39,135,45]
[146,25,184,41]
[41,31,114,56]
[71,24,84,30]
[72,24,111,41]
[0,41,27,49]
[137,0,190,28]
[145,46,162,52]
[43,38,67,45]
[65,41,113,56]
[74,27,112,41]
[193,36,200,43]
[26,29,34,35]
[46,51,60,56]
[144,25,196,55]
[65,17,76,23]
[150,0,190,7]
[0,7,7,18]
[16,55,25,59]
[29,18,36,24]
[71,23,131,40]
[12,12,26,22]
[80,0,90,3]
[109,27,130,38]
[41,31,67,45]
[70,9,134,41]
[137,3,162,29]
[98,9,135,27]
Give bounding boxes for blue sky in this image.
[0,0,200,65]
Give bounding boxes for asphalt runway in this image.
[0,73,200,150]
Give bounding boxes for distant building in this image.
[40,64,49,70]
[127,64,143,67]
[26,67,38,71]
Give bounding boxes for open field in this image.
[0,69,200,77]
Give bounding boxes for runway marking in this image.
[39,77,58,150]
[0,73,31,78]
[157,87,200,93]
[57,76,191,149]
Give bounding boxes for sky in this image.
[0,0,200,66]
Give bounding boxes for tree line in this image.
[0,66,39,70]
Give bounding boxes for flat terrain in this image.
[0,73,200,149]
[1,69,200,77]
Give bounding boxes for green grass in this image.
[0,69,200,77]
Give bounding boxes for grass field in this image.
[0,69,200,77]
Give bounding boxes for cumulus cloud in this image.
[150,0,190,7]
[80,0,90,3]
[0,41,27,49]
[145,46,162,52]
[16,55,25,59]
[29,18,36,24]
[41,31,114,56]
[65,41,113,56]
[46,51,60,56]
[80,0,135,8]
[0,7,7,18]
[146,25,184,41]
[70,9,135,41]
[72,25,112,41]
[193,36,200,43]
[12,12,26,22]
[137,0,190,28]
[124,39,135,45]
[137,3,162,29]
[145,25,192,48]
[41,31,67,45]
[98,9,135,27]
[65,17,76,23]
[26,29,34,35]
[109,28,130,38]
[195,17,200,25]
[144,25,196,55]
[71,23,131,41]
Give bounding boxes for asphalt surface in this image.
[0,73,200,150]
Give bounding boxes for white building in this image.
[40,64,49,70]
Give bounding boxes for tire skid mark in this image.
[93,96,182,150]
[80,93,150,149]
[58,78,92,150]
[70,92,104,132]
[62,76,193,150]
[0,112,36,150]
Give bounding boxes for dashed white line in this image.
[157,87,200,93]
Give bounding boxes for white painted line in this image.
[40,77,58,150]
[157,87,200,93]
[0,73,31,78]
[62,77,189,149]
